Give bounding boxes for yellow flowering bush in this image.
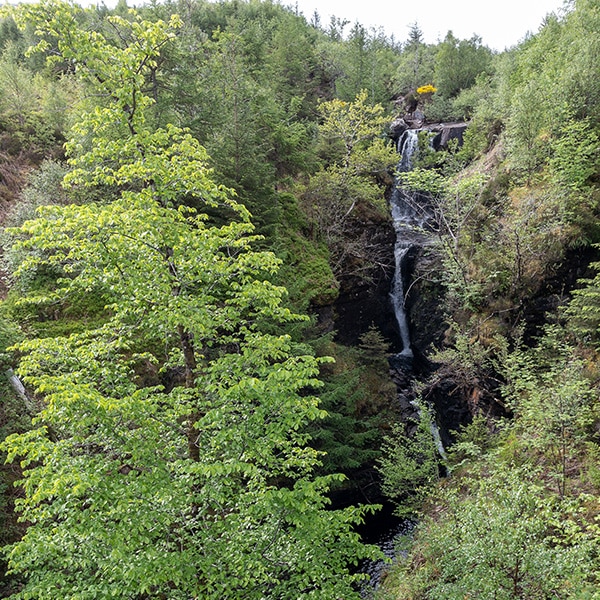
[416,84,437,95]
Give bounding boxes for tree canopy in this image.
[3,0,600,598]
[0,3,380,597]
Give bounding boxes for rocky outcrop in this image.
[429,122,468,150]
[331,215,397,347]
[389,120,468,150]
[388,117,409,143]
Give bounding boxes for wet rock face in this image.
[388,121,468,151]
[332,218,398,347]
[405,248,446,356]
[333,279,396,346]
[426,379,480,446]
[429,123,468,150]
[389,117,409,142]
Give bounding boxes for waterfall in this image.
[396,129,419,172]
[409,399,448,462]
[390,129,447,461]
[431,418,448,461]
[391,247,413,357]
[389,129,429,359]
[358,134,447,593]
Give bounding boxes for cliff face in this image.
[330,121,468,351]
[326,123,599,446]
[330,215,397,348]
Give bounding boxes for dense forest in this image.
[1,0,599,598]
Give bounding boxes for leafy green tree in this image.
[312,362,382,477]
[0,16,21,54]
[358,323,391,368]
[301,90,396,279]
[434,32,494,99]
[176,21,317,236]
[567,257,600,346]
[505,78,553,179]
[378,406,440,516]
[406,22,423,47]
[264,10,323,113]
[501,327,595,496]
[1,3,380,598]
[483,2,600,180]
[544,0,600,125]
[487,184,572,305]
[194,30,275,187]
[0,46,73,206]
[333,23,397,105]
[549,111,600,194]
[309,331,395,486]
[0,312,28,598]
[399,467,595,599]
[393,23,436,96]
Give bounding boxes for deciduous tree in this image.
[1,3,379,598]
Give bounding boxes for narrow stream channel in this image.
[358,503,415,597]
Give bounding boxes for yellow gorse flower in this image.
[416,84,437,95]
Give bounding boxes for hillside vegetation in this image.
[1,0,600,598]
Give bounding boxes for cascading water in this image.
[396,128,419,172]
[389,129,430,359]
[359,128,447,595]
[390,129,447,460]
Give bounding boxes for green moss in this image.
[273,192,340,311]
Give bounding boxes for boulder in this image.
[429,122,468,150]
[389,117,409,144]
